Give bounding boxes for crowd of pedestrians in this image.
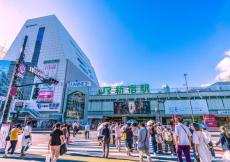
[3,119,230,162]
[97,118,230,162]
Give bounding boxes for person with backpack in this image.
[6,124,21,155]
[216,126,230,153]
[49,123,65,162]
[102,123,111,158]
[124,123,133,156]
[175,118,192,162]
[137,122,151,162]
[163,127,175,156]
[21,121,32,157]
[155,122,163,154]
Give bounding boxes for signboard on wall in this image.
[99,84,150,95]
[203,114,217,127]
[165,99,209,115]
[114,101,150,114]
[37,59,59,103]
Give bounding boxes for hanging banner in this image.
[0,123,11,152]
[37,59,59,103]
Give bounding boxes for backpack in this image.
[164,131,173,142]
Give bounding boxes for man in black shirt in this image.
[102,123,111,158]
[49,123,64,162]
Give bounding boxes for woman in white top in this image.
[192,123,212,162]
[21,121,32,156]
[115,122,122,151]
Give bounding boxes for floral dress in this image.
[193,130,212,162]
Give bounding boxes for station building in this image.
[64,82,230,127]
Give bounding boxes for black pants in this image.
[8,140,18,154]
[85,131,89,139]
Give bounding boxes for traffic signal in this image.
[44,78,59,85]
[32,87,40,99]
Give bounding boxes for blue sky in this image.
[1,0,230,88]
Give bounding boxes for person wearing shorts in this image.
[49,123,64,162]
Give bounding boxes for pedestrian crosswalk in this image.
[1,134,223,162]
[25,138,220,162]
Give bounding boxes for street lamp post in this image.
[184,73,194,122]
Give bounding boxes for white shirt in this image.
[85,124,90,131]
[175,124,192,145]
[115,126,122,137]
[23,125,32,136]
[202,130,211,143]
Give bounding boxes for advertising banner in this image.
[0,123,11,151]
[37,60,59,103]
[165,99,209,115]
[114,101,150,114]
[203,114,217,127]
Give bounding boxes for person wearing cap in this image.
[49,123,64,162]
[201,124,215,158]
[193,122,212,162]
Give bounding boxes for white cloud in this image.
[216,50,230,81]
[100,81,124,87]
[200,83,212,87]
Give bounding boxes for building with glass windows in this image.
[62,82,230,127]
[3,15,99,125]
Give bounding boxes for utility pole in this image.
[184,73,194,122]
[1,36,28,123]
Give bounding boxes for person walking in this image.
[84,123,90,139]
[148,122,158,156]
[115,122,122,151]
[137,122,151,162]
[132,122,139,151]
[155,122,163,154]
[175,118,192,162]
[201,125,215,158]
[192,123,212,162]
[163,127,175,156]
[102,123,111,158]
[6,124,21,155]
[48,123,65,162]
[110,123,116,145]
[20,121,32,157]
[124,123,133,156]
[216,126,230,153]
[61,124,69,143]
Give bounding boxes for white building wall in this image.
[5,15,99,114]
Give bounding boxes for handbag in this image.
[60,143,67,155]
[138,128,148,150]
